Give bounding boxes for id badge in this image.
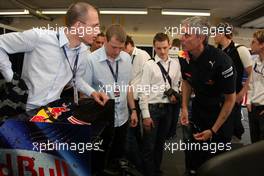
[114,86,120,104]
[73,80,78,105]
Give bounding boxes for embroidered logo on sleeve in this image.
[222,66,233,78]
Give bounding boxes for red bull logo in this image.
[0,149,75,176]
[30,104,70,123]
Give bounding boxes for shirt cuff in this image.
[141,109,150,119]
[246,95,251,105]
[2,69,13,82]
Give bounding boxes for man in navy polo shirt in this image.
[179,16,236,175]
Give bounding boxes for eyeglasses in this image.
[253,63,264,77]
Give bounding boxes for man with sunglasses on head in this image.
[0,2,109,110]
[214,23,252,142]
[246,30,264,143]
[179,17,236,175]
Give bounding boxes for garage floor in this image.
[161,108,251,176]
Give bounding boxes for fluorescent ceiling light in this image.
[100,8,148,15]
[162,9,210,16]
[241,16,264,28]
[42,9,67,14]
[0,9,29,15]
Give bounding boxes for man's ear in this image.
[260,42,264,50]
[199,35,206,43]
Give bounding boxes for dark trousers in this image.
[248,105,264,143]
[166,102,180,139]
[126,100,144,173]
[230,103,244,139]
[108,121,128,163]
[142,103,173,176]
[186,99,233,171]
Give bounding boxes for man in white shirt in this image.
[246,30,264,143]
[139,33,181,176]
[214,22,252,141]
[168,38,181,59]
[123,35,150,172]
[0,2,108,110]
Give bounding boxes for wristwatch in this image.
[131,107,137,111]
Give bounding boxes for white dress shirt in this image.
[168,46,179,59]
[139,55,182,118]
[130,47,151,100]
[247,55,264,105]
[0,28,94,110]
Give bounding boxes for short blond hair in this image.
[253,30,264,44]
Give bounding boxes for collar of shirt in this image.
[132,47,138,56]
[58,29,87,53]
[98,45,122,62]
[256,55,264,66]
[190,44,210,63]
[223,40,235,53]
[154,54,171,64]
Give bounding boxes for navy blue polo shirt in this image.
[179,45,236,107]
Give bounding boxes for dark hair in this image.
[65,2,97,27]
[106,24,127,43]
[253,30,264,44]
[97,32,105,37]
[216,22,233,39]
[172,38,181,47]
[125,35,134,47]
[153,32,170,45]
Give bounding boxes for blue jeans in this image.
[142,103,173,176]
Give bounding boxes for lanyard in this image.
[106,60,118,83]
[131,54,136,64]
[57,33,79,104]
[62,46,79,81]
[56,33,79,81]
[157,61,171,87]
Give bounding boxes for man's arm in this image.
[246,70,253,112]
[236,46,253,103]
[212,93,236,133]
[138,62,155,130]
[180,79,192,125]
[194,93,236,141]
[0,29,39,81]
[76,53,109,106]
[236,66,252,103]
[127,85,138,127]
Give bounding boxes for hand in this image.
[91,91,109,106]
[130,111,138,127]
[246,104,252,112]
[143,118,154,131]
[193,129,213,141]
[170,95,177,104]
[236,91,244,104]
[180,108,189,125]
